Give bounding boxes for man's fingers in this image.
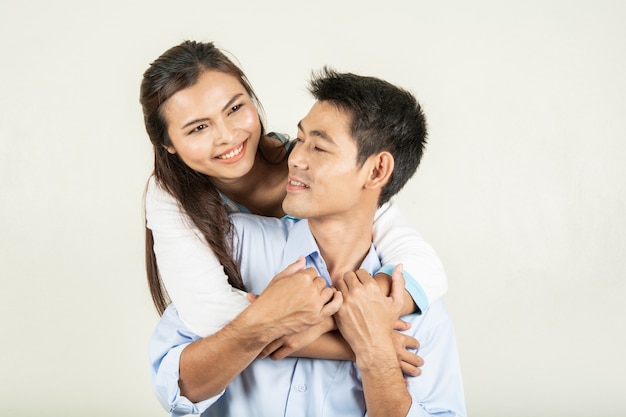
[321,290,343,316]
[313,275,329,290]
[335,277,348,294]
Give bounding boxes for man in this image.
[150,68,466,417]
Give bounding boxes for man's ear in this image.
[364,151,394,190]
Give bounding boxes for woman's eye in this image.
[192,124,208,133]
[314,146,326,152]
[229,104,242,114]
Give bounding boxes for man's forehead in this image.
[298,101,352,144]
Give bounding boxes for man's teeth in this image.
[289,180,308,187]
[217,144,243,159]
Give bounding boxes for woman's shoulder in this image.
[260,132,294,165]
[146,175,169,200]
[267,131,290,145]
[145,175,180,213]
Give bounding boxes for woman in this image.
[140,40,447,338]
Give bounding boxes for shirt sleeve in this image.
[403,301,467,416]
[145,176,250,337]
[372,200,448,312]
[149,305,223,416]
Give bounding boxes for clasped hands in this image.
[248,258,423,377]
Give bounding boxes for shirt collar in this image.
[281,219,381,285]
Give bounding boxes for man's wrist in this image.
[232,306,283,347]
[353,337,398,371]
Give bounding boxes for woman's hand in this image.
[259,317,336,360]
[392,319,423,376]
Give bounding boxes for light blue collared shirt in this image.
[149,214,466,417]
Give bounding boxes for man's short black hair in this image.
[308,67,427,205]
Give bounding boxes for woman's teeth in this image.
[217,144,243,160]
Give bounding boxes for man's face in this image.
[283,101,371,220]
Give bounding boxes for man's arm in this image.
[178,258,342,402]
[334,266,412,417]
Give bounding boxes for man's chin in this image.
[282,198,307,219]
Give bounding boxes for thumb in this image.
[390,264,406,306]
[276,256,306,279]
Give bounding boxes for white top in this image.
[145,176,448,337]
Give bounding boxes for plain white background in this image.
[1,1,624,416]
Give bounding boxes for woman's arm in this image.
[373,200,448,314]
[146,178,436,362]
[146,176,250,337]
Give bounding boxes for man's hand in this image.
[333,264,412,417]
[334,266,405,351]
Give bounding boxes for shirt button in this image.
[297,384,307,392]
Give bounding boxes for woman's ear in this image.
[364,151,394,190]
[164,145,176,155]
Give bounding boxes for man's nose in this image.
[288,142,307,169]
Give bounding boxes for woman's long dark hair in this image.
[140,40,266,314]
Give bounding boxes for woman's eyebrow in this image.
[181,93,245,130]
[221,93,244,112]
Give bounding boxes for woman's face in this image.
[162,70,262,181]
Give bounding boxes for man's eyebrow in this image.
[297,120,335,145]
[181,93,244,130]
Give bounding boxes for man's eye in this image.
[314,146,326,152]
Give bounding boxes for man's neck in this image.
[308,210,376,284]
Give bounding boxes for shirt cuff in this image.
[377,264,428,313]
[153,343,221,416]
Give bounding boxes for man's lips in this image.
[287,176,310,189]
[288,179,308,187]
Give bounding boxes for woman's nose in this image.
[214,119,237,145]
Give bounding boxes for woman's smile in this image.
[216,140,247,162]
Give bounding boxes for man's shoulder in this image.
[231,214,299,255]
[403,299,453,337]
[231,215,300,292]
[231,213,297,235]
